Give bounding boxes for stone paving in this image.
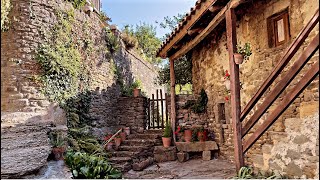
[124,157,236,179]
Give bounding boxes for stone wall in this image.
[190,0,319,178]
[115,97,148,134]
[0,0,162,177]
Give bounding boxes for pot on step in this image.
[184,129,192,143]
[133,88,141,97]
[114,137,122,149]
[120,132,126,141]
[52,147,65,160]
[162,137,171,148]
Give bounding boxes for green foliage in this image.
[157,55,192,86]
[35,10,86,104]
[121,79,144,97]
[49,132,66,148]
[232,166,287,179]
[1,0,11,31]
[66,0,86,9]
[156,13,186,40]
[121,23,162,65]
[182,89,208,113]
[236,42,252,60]
[105,27,120,54]
[65,150,122,179]
[163,123,172,137]
[99,11,111,23]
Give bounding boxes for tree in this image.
[156,13,193,89]
[122,23,162,65]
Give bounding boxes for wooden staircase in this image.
[109,129,163,172]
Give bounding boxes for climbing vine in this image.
[1,0,11,31]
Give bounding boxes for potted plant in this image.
[114,134,122,149]
[196,127,206,142]
[234,42,252,64]
[50,133,65,160]
[124,127,130,135]
[131,80,142,97]
[184,128,192,143]
[162,123,172,148]
[174,126,185,142]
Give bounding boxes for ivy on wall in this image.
[1,0,11,31]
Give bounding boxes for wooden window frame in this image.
[267,9,290,48]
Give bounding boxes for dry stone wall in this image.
[190,0,319,178]
[1,0,162,178]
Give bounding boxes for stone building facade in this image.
[187,0,319,178]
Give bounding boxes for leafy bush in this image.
[65,150,122,179]
[236,42,252,60]
[163,123,172,137]
[105,27,120,54]
[232,166,286,179]
[121,79,143,97]
[99,11,111,23]
[49,132,66,148]
[192,89,208,113]
[66,0,86,9]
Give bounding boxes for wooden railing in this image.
[147,89,169,129]
[241,9,319,154]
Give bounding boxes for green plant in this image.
[66,0,86,9]
[65,150,122,179]
[49,132,66,148]
[99,11,111,23]
[1,0,11,31]
[233,166,253,179]
[105,27,120,54]
[236,42,252,60]
[232,166,286,179]
[121,79,143,96]
[163,123,172,138]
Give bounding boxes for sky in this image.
[101,0,196,38]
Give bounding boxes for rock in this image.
[154,146,177,162]
[177,152,189,162]
[132,157,154,171]
[293,135,309,144]
[202,151,211,161]
[285,162,303,177]
[285,149,301,159]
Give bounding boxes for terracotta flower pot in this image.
[106,142,114,151]
[52,147,65,160]
[234,53,244,64]
[133,88,141,97]
[197,132,206,142]
[114,137,122,148]
[124,127,130,136]
[184,129,192,143]
[162,137,171,148]
[120,132,126,141]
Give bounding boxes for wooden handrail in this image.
[243,61,319,153]
[240,9,319,122]
[92,128,122,155]
[241,33,319,137]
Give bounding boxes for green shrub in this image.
[65,150,122,179]
[66,0,86,9]
[121,32,138,50]
[1,0,11,31]
[49,132,66,148]
[232,166,286,179]
[163,123,172,138]
[105,27,120,54]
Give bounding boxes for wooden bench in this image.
[175,141,219,162]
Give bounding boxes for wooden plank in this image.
[169,0,245,61]
[240,9,319,121]
[226,8,244,171]
[158,0,218,58]
[147,98,151,129]
[156,89,160,128]
[243,61,319,153]
[170,58,177,142]
[209,6,223,13]
[187,28,203,35]
[152,94,155,129]
[160,89,164,128]
[241,33,319,137]
[165,93,169,125]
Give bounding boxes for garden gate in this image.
[146,89,169,129]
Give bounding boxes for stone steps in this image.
[112,162,132,172]
[121,139,155,146]
[109,156,132,164]
[111,151,137,157]
[118,145,150,152]
[128,133,161,140]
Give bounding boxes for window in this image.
[267,9,290,47]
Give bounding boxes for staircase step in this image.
[118,145,149,152]
[111,151,137,157]
[112,162,132,172]
[109,157,132,164]
[122,139,155,146]
[128,133,162,140]
[144,129,164,134]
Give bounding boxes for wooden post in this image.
[226,8,244,171]
[156,89,160,128]
[160,89,164,128]
[169,58,177,143]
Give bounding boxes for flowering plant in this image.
[224,70,230,80]
[174,126,185,135]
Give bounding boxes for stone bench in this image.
[175,141,219,162]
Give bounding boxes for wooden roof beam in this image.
[209,5,223,13]
[158,0,218,58]
[169,0,247,61]
[187,28,204,35]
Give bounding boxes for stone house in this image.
[157,0,319,178]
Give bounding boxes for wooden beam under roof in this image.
[158,0,218,58]
[209,5,223,12]
[169,0,246,61]
[187,28,204,35]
